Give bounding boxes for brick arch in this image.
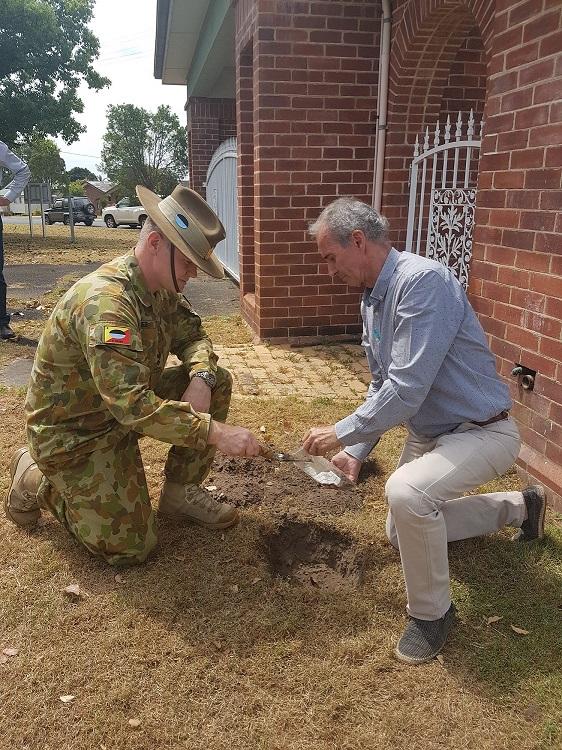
[382,0,494,245]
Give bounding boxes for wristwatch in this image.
[192,370,217,390]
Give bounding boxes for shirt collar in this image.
[123,252,154,308]
[367,246,400,305]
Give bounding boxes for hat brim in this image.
[136,185,225,279]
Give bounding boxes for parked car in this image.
[44,197,96,226]
[102,197,148,228]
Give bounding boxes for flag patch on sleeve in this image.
[103,325,132,345]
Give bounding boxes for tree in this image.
[101,104,187,197]
[66,167,99,183]
[68,180,86,196]
[18,137,66,189]
[0,0,109,145]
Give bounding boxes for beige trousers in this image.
[385,417,523,620]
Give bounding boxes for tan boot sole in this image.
[157,507,240,530]
[4,448,40,529]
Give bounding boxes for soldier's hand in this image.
[208,421,261,457]
[182,377,212,414]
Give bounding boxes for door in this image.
[206,137,239,281]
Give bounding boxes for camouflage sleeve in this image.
[78,295,210,450]
[170,296,218,377]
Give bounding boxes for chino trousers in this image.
[384,417,523,620]
[35,365,232,566]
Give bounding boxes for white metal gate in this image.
[405,110,482,288]
[206,137,239,281]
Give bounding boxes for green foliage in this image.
[68,179,86,196]
[0,0,110,144]
[101,104,187,197]
[66,166,98,182]
[17,137,66,188]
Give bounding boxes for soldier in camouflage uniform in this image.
[5,185,262,566]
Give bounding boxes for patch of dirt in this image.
[264,518,368,591]
[207,455,364,517]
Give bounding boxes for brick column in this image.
[186,97,236,195]
[469,1,562,510]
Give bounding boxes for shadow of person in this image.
[445,529,562,700]
[38,508,404,660]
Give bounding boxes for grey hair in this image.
[309,197,389,246]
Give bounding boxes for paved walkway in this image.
[215,343,370,398]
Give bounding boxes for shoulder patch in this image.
[103,325,131,345]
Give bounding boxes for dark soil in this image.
[264,518,369,591]
[207,454,364,517]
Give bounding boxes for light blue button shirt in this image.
[335,247,512,462]
[0,141,31,202]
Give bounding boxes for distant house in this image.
[82,181,118,212]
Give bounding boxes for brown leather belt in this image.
[472,410,509,427]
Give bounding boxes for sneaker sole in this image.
[157,508,240,530]
[394,646,441,665]
[4,448,39,528]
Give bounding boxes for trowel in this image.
[259,445,353,488]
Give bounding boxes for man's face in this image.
[316,225,365,288]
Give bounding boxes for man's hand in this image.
[0,197,11,207]
[331,450,362,483]
[302,425,341,455]
[181,376,212,414]
[207,421,261,457]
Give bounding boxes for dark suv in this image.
[44,197,96,226]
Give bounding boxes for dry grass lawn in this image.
[0,226,561,749]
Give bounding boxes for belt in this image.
[472,410,509,427]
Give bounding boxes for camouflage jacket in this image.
[25,253,217,463]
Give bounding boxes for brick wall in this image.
[235,0,380,342]
[470,0,562,510]
[439,26,488,123]
[186,97,236,195]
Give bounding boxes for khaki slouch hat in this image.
[136,184,225,279]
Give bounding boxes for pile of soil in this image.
[207,455,364,517]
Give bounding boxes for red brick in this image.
[525,169,561,190]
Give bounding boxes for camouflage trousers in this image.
[35,366,232,566]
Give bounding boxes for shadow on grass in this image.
[447,530,562,699]
[38,510,403,659]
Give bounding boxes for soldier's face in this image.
[151,235,197,292]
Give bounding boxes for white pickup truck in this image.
[102,197,148,228]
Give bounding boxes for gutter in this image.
[154,0,172,80]
[372,0,392,212]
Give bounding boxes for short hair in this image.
[139,216,160,241]
[309,197,389,246]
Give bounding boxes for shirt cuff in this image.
[190,409,211,451]
[344,440,379,462]
[335,414,360,446]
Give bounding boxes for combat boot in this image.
[4,448,42,528]
[158,481,239,530]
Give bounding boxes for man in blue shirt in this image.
[0,141,31,339]
[303,197,546,665]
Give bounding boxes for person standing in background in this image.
[0,141,31,339]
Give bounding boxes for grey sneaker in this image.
[158,481,239,530]
[4,448,42,528]
[395,603,457,665]
[519,485,546,541]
